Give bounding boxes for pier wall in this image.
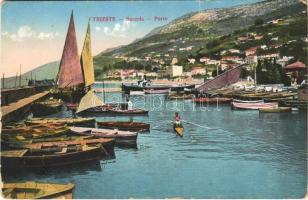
[1,86,51,106]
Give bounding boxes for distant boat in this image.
[2,182,74,199]
[70,126,138,145]
[168,93,194,100]
[144,89,170,94]
[122,83,195,93]
[130,91,145,95]
[259,107,291,113]
[192,97,232,104]
[231,102,278,110]
[97,121,150,132]
[31,98,63,117]
[108,108,149,115]
[233,99,264,103]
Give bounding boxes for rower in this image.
[174,112,181,126]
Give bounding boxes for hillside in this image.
[96,0,304,59]
[2,61,59,89]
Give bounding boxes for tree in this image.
[254,18,264,26]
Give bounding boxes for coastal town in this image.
[1,0,307,199]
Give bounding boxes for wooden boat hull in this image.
[122,83,195,93]
[24,138,116,159]
[173,124,184,137]
[2,182,74,199]
[31,100,63,117]
[168,94,194,100]
[97,121,150,132]
[70,127,138,146]
[1,146,102,171]
[107,109,149,116]
[231,102,278,110]
[25,118,96,127]
[259,107,292,113]
[144,89,170,94]
[192,97,232,104]
[2,126,70,142]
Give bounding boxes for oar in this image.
[181,120,214,130]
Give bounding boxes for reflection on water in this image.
[3,91,307,199]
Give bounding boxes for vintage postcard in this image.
[1,0,307,199]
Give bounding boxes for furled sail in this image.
[76,90,105,114]
[197,64,244,92]
[57,11,84,88]
[80,22,95,87]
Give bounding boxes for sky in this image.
[1,0,260,77]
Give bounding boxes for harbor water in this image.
[2,86,307,198]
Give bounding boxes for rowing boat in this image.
[25,117,96,127]
[168,93,194,100]
[2,182,74,199]
[31,98,63,117]
[97,121,150,131]
[259,107,292,113]
[233,99,264,103]
[1,145,102,170]
[192,97,232,104]
[24,138,115,159]
[2,125,70,141]
[70,126,138,145]
[231,102,278,110]
[173,124,184,137]
[108,108,149,115]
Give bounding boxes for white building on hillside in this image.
[166,65,183,77]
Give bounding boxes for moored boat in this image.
[31,98,64,117]
[25,117,96,127]
[2,182,74,199]
[144,89,170,94]
[2,125,70,141]
[168,93,194,100]
[70,126,138,145]
[24,138,115,159]
[231,102,278,110]
[233,99,264,103]
[97,121,150,131]
[130,91,145,96]
[259,107,292,113]
[108,108,149,115]
[192,97,232,104]
[1,145,102,170]
[122,83,195,93]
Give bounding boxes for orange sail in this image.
[57,11,84,88]
[80,22,95,87]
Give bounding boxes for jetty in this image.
[1,91,50,124]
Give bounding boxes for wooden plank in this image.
[1,91,49,117]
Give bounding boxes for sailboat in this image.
[80,21,95,90]
[55,11,95,103]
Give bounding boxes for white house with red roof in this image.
[245,47,259,56]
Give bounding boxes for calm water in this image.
[3,91,307,198]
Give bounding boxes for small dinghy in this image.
[97,121,150,131]
[259,107,291,113]
[2,182,74,199]
[70,127,138,145]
